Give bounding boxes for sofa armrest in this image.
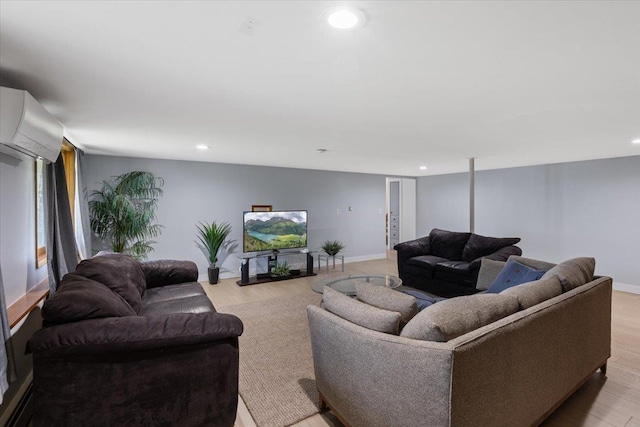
[394,236,431,280]
[29,312,243,358]
[469,245,522,270]
[139,260,199,288]
[308,305,454,427]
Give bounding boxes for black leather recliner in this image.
[395,228,522,297]
[29,253,243,427]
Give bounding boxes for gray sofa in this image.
[307,256,611,427]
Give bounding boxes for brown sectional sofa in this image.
[28,253,243,427]
[307,256,611,427]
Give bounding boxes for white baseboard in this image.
[613,282,640,295]
[197,253,388,283]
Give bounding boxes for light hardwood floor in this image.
[201,253,640,427]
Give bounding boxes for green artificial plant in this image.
[321,240,345,256]
[89,171,164,260]
[195,221,232,267]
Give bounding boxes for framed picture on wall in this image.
[251,205,272,212]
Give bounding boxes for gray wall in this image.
[0,153,48,304]
[417,155,640,289]
[84,155,388,278]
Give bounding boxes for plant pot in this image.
[208,266,220,284]
[269,274,291,281]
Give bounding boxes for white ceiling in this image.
[1,1,639,176]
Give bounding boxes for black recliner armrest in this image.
[394,236,431,280]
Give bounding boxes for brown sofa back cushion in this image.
[74,253,146,312]
[500,276,563,310]
[43,274,136,324]
[461,233,521,262]
[429,229,471,261]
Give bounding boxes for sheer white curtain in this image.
[74,149,91,259]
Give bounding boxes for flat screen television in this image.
[243,210,307,253]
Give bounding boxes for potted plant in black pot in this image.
[195,221,232,284]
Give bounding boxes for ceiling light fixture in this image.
[419,166,428,170]
[632,139,640,144]
[316,148,327,153]
[326,7,366,30]
[196,144,209,150]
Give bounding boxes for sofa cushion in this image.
[428,228,471,260]
[355,281,417,325]
[400,289,447,311]
[143,282,206,305]
[43,274,136,324]
[486,259,547,294]
[323,286,401,334]
[400,293,519,342]
[434,260,471,276]
[74,253,146,312]
[141,295,215,316]
[508,256,557,272]
[500,276,563,310]
[476,258,506,290]
[406,255,450,271]
[541,257,595,292]
[461,233,521,262]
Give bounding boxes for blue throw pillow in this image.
[486,259,547,294]
[401,289,447,311]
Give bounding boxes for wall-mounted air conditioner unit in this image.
[0,86,63,163]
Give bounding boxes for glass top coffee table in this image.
[312,274,402,296]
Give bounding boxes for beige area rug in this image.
[224,292,323,427]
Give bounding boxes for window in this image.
[35,158,46,268]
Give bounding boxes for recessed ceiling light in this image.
[326,8,366,30]
[196,144,209,150]
[419,166,428,170]
[316,148,327,153]
[632,139,640,144]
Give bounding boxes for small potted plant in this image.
[271,260,291,279]
[195,221,232,284]
[321,240,345,257]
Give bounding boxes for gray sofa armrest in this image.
[394,236,431,280]
[139,259,199,288]
[29,312,243,358]
[469,245,522,270]
[307,305,454,427]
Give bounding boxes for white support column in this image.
[469,157,475,233]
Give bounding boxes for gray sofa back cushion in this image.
[508,256,557,272]
[355,281,417,325]
[428,228,471,260]
[400,294,519,342]
[43,274,136,324]
[74,253,147,312]
[323,287,401,334]
[500,276,563,310]
[461,233,521,262]
[541,257,595,292]
[476,258,506,290]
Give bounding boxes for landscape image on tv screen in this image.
[243,210,307,253]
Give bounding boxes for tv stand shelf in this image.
[236,250,316,286]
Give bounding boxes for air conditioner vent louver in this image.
[1,86,63,163]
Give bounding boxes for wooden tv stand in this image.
[236,250,316,286]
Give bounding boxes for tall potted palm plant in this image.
[195,221,232,284]
[89,171,164,260]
